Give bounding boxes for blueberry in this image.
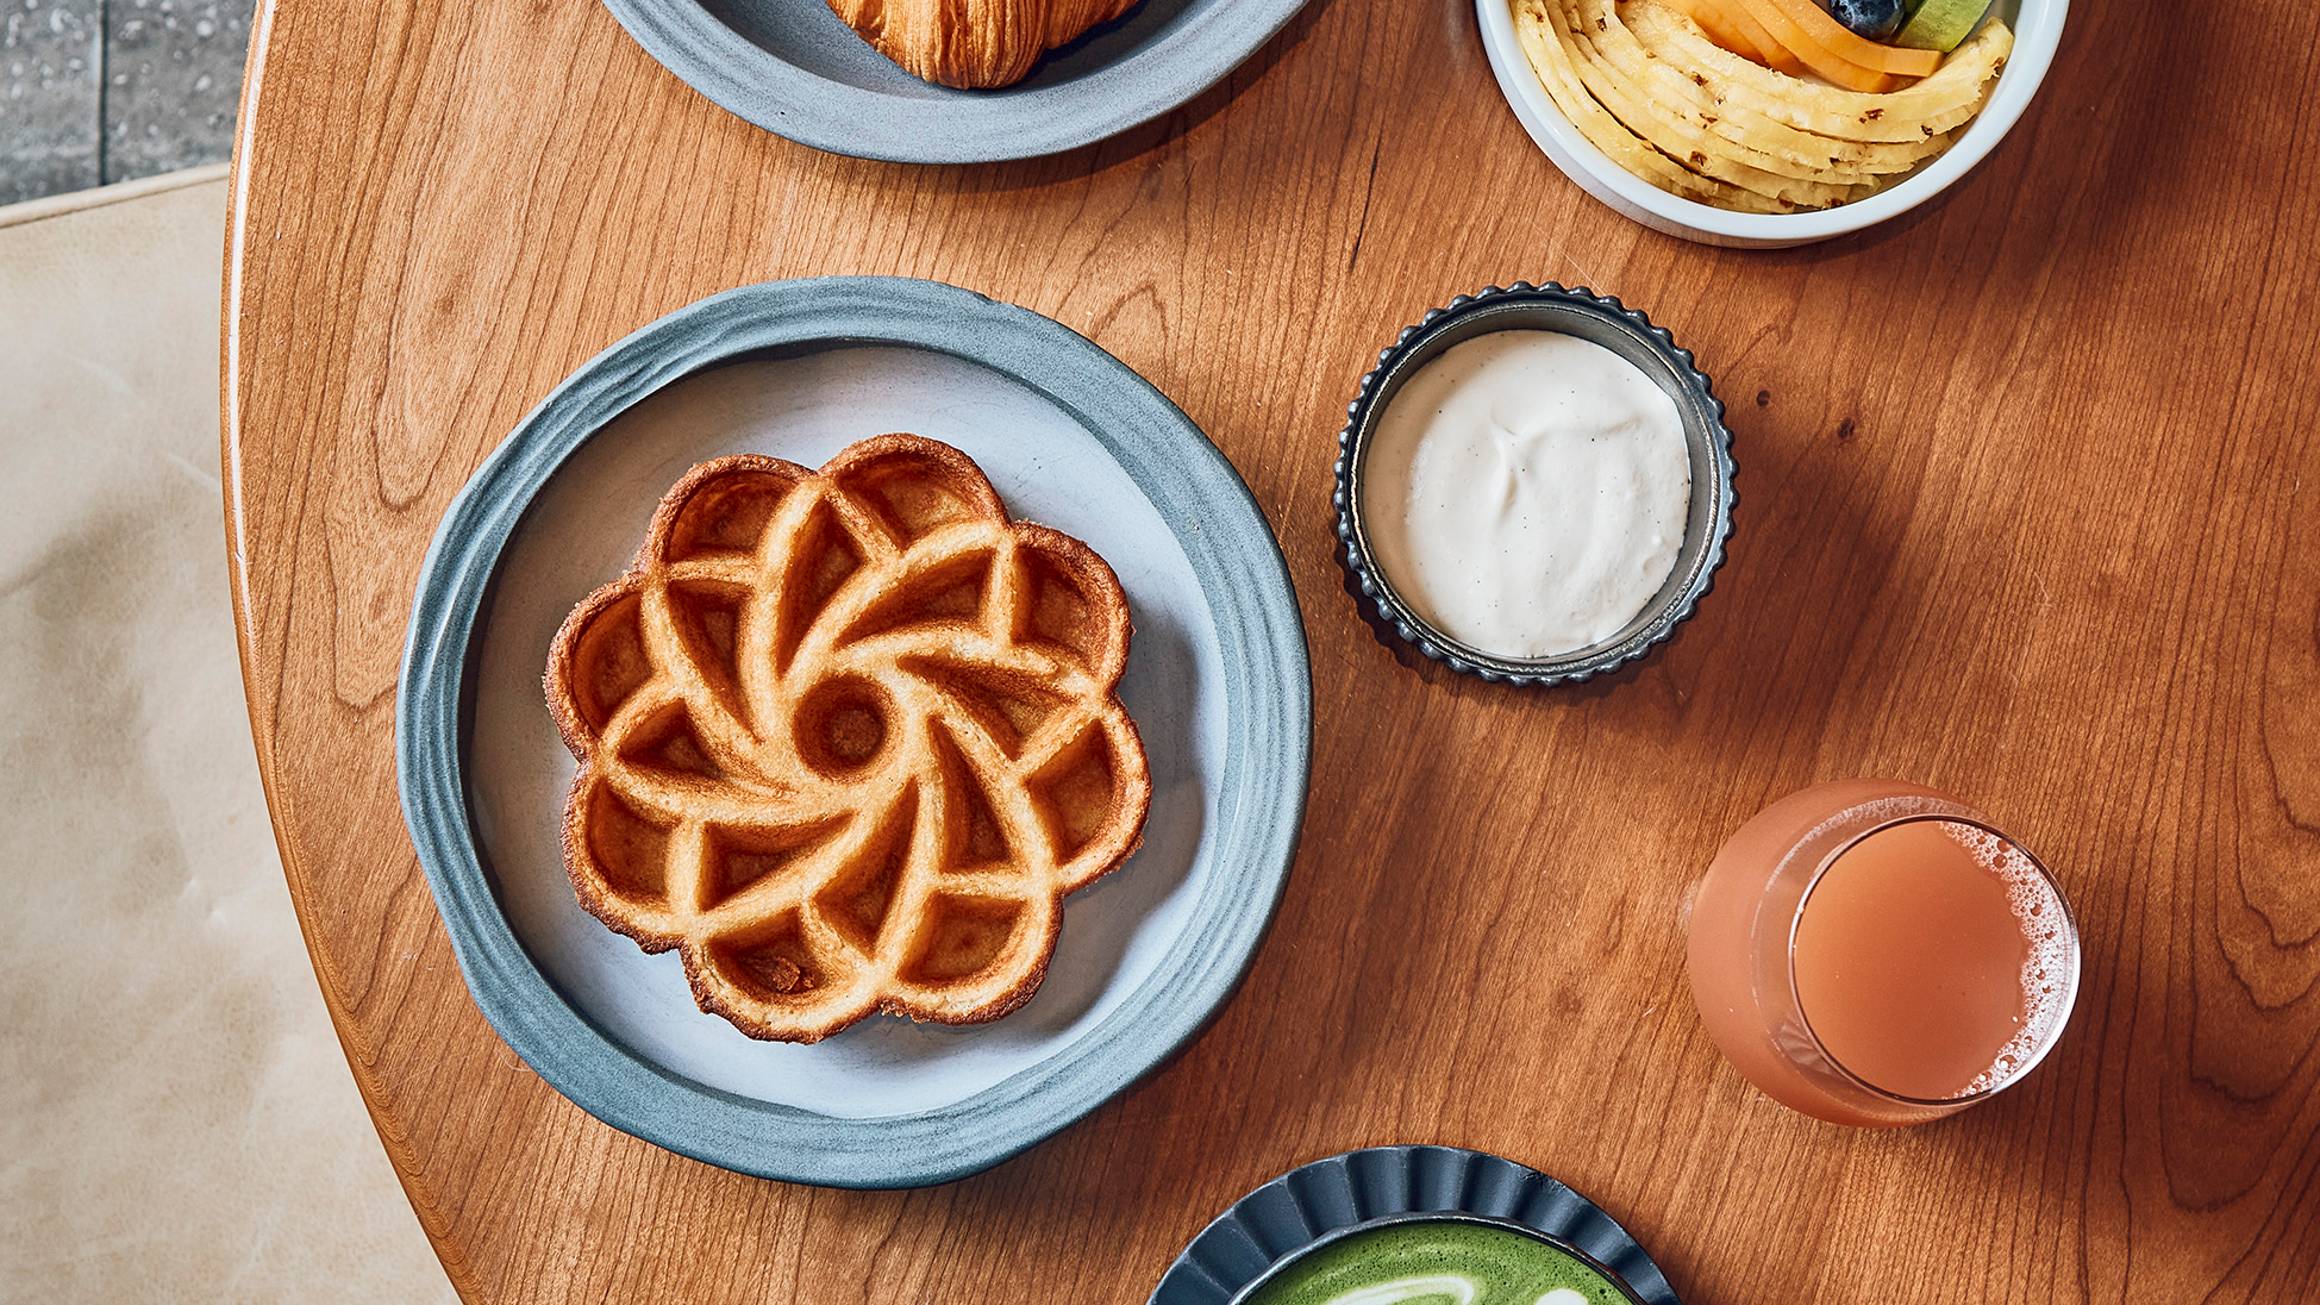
[1823,0,1904,38]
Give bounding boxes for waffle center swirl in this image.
[546,437,1151,1043]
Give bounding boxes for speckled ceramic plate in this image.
[599,0,1310,162]
[1152,1146,1682,1304]
[396,276,1311,1187]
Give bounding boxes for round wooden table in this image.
[223,1,2320,1299]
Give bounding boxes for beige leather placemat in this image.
[0,169,451,1300]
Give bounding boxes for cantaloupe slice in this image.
[1712,0,1813,78]
[1741,0,1941,80]
[1772,0,1942,74]
[1665,0,1768,64]
[1729,0,1899,90]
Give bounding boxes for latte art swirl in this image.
[1323,1276,1477,1305]
[1319,1280,1590,1305]
[1244,1220,1626,1305]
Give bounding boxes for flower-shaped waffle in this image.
[546,435,1151,1043]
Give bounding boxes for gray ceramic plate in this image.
[396,276,1311,1187]
[600,0,1310,162]
[1151,1146,1682,1304]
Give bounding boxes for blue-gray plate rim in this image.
[1150,1144,1682,1305]
[395,274,1312,1188]
[597,0,1310,163]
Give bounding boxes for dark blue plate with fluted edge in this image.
[599,0,1309,163]
[396,275,1311,1188]
[1333,282,1735,688]
[1151,1146,1682,1304]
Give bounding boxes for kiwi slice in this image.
[1895,0,1995,51]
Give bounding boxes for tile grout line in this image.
[94,0,108,183]
[0,159,227,228]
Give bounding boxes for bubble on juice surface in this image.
[1789,795,1955,878]
[1936,822,2076,1095]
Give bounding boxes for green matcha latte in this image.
[1241,1220,1631,1305]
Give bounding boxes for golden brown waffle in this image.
[545,435,1151,1043]
[823,0,1143,89]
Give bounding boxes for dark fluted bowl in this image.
[1148,1145,1681,1304]
[1333,282,1735,687]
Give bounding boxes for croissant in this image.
[826,0,1144,89]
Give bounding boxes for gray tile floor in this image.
[2,0,252,205]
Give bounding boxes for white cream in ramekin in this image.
[1360,329,1691,660]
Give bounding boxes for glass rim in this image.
[1783,810,2082,1111]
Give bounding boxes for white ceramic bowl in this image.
[1476,0,2065,247]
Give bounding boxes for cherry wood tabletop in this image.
[222,0,2320,1299]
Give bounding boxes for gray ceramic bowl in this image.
[1333,283,1735,686]
[599,0,1309,162]
[1149,1145,1680,1304]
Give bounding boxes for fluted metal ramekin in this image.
[1333,281,1736,687]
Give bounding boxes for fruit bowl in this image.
[1476,0,2065,247]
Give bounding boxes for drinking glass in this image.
[1683,779,2080,1126]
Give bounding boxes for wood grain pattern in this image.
[222,0,2320,1299]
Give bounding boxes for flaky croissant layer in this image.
[827,0,1144,89]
